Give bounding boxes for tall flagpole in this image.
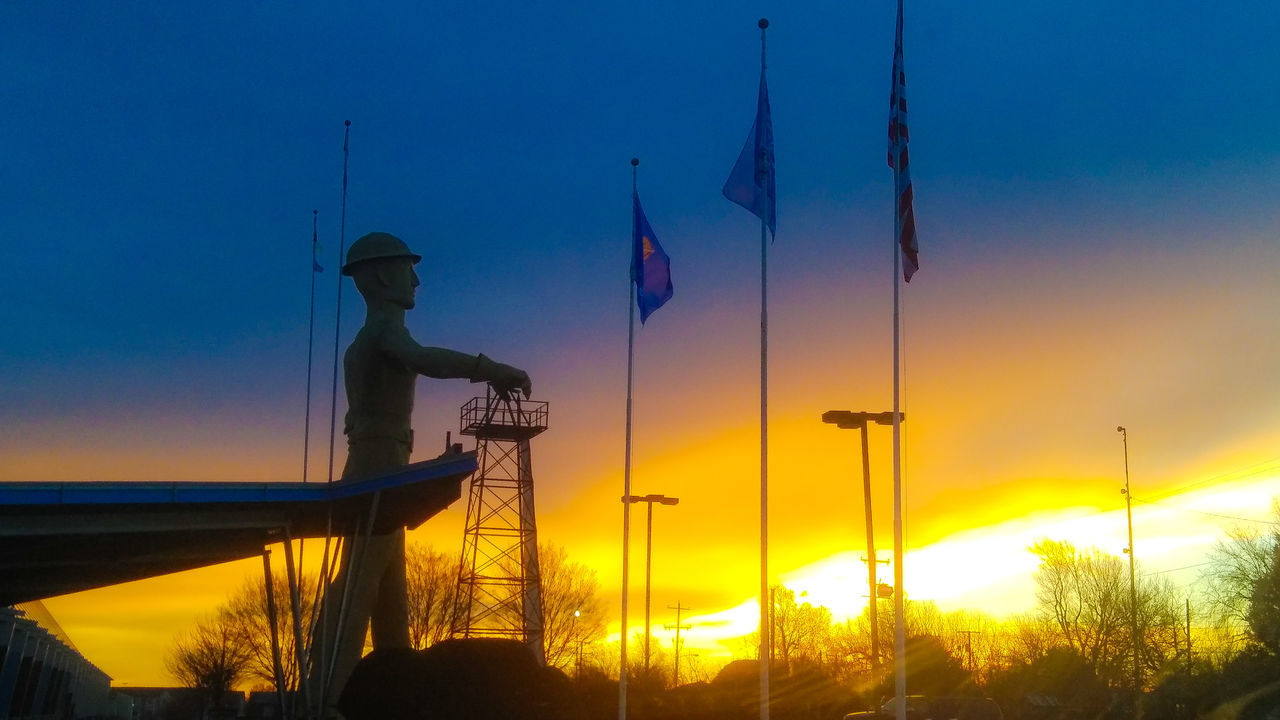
[757,18,771,720]
[303,209,319,483]
[317,119,350,718]
[326,119,352,488]
[891,3,908,713]
[619,157,639,720]
[891,200,906,720]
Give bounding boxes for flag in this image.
[723,70,776,237]
[633,191,673,323]
[888,0,918,281]
[312,225,324,273]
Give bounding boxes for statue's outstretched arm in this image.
[379,326,532,398]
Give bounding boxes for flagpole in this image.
[297,209,319,703]
[317,119,350,717]
[304,209,319,484]
[619,157,639,720]
[756,18,771,720]
[891,206,906,720]
[891,4,908,715]
[325,119,351,488]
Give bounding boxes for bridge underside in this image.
[0,451,476,606]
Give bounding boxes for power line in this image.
[1142,561,1213,577]
[1130,496,1277,526]
[1142,458,1280,503]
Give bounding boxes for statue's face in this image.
[383,258,420,309]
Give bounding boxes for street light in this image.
[623,493,679,676]
[821,410,903,677]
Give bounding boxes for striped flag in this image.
[888,0,919,282]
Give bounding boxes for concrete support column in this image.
[40,648,68,718]
[0,609,16,680]
[23,636,51,719]
[0,624,31,719]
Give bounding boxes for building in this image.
[0,602,117,719]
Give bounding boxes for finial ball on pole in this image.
[345,119,351,127]
[758,18,768,29]
[631,157,639,167]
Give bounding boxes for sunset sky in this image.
[4,1,1280,686]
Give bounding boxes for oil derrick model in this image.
[451,390,548,661]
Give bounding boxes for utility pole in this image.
[664,603,691,687]
[957,630,979,676]
[862,555,890,676]
[1118,426,1141,708]
[1186,598,1192,675]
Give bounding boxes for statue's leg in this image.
[369,527,411,648]
[309,437,412,711]
[324,532,399,705]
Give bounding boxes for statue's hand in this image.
[472,354,532,399]
[488,362,531,400]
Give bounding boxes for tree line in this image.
[166,542,606,701]
[169,512,1280,718]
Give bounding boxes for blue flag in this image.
[312,227,324,273]
[722,70,776,237]
[632,191,673,323]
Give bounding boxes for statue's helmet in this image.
[342,232,422,276]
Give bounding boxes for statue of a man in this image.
[341,231,529,477]
[318,231,530,701]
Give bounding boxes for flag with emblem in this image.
[889,0,919,281]
[632,191,673,323]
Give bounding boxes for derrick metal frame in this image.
[452,393,547,661]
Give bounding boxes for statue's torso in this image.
[343,320,416,449]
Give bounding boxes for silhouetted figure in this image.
[314,232,530,709]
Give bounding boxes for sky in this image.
[3,0,1280,686]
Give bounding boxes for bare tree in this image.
[222,569,317,692]
[1001,613,1060,667]
[538,544,607,670]
[1031,539,1131,683]
[771,585,832,673]
[405,542,459,650]
[1031,538,1185,688]
[1201,525,1277,648]
[166,613,251,715]
[1247,541,1280,653]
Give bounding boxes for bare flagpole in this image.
[316,119,351,719]
[891,188,907,720]
[618,157,639,720]
[757,18,771,720]
[326,119,352,488]
[304,208,320,485]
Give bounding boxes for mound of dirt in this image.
[337,639,584,720]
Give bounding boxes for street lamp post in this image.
[1118,426,1141,703]
[624,493,679,676]
[822,410,902,679]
